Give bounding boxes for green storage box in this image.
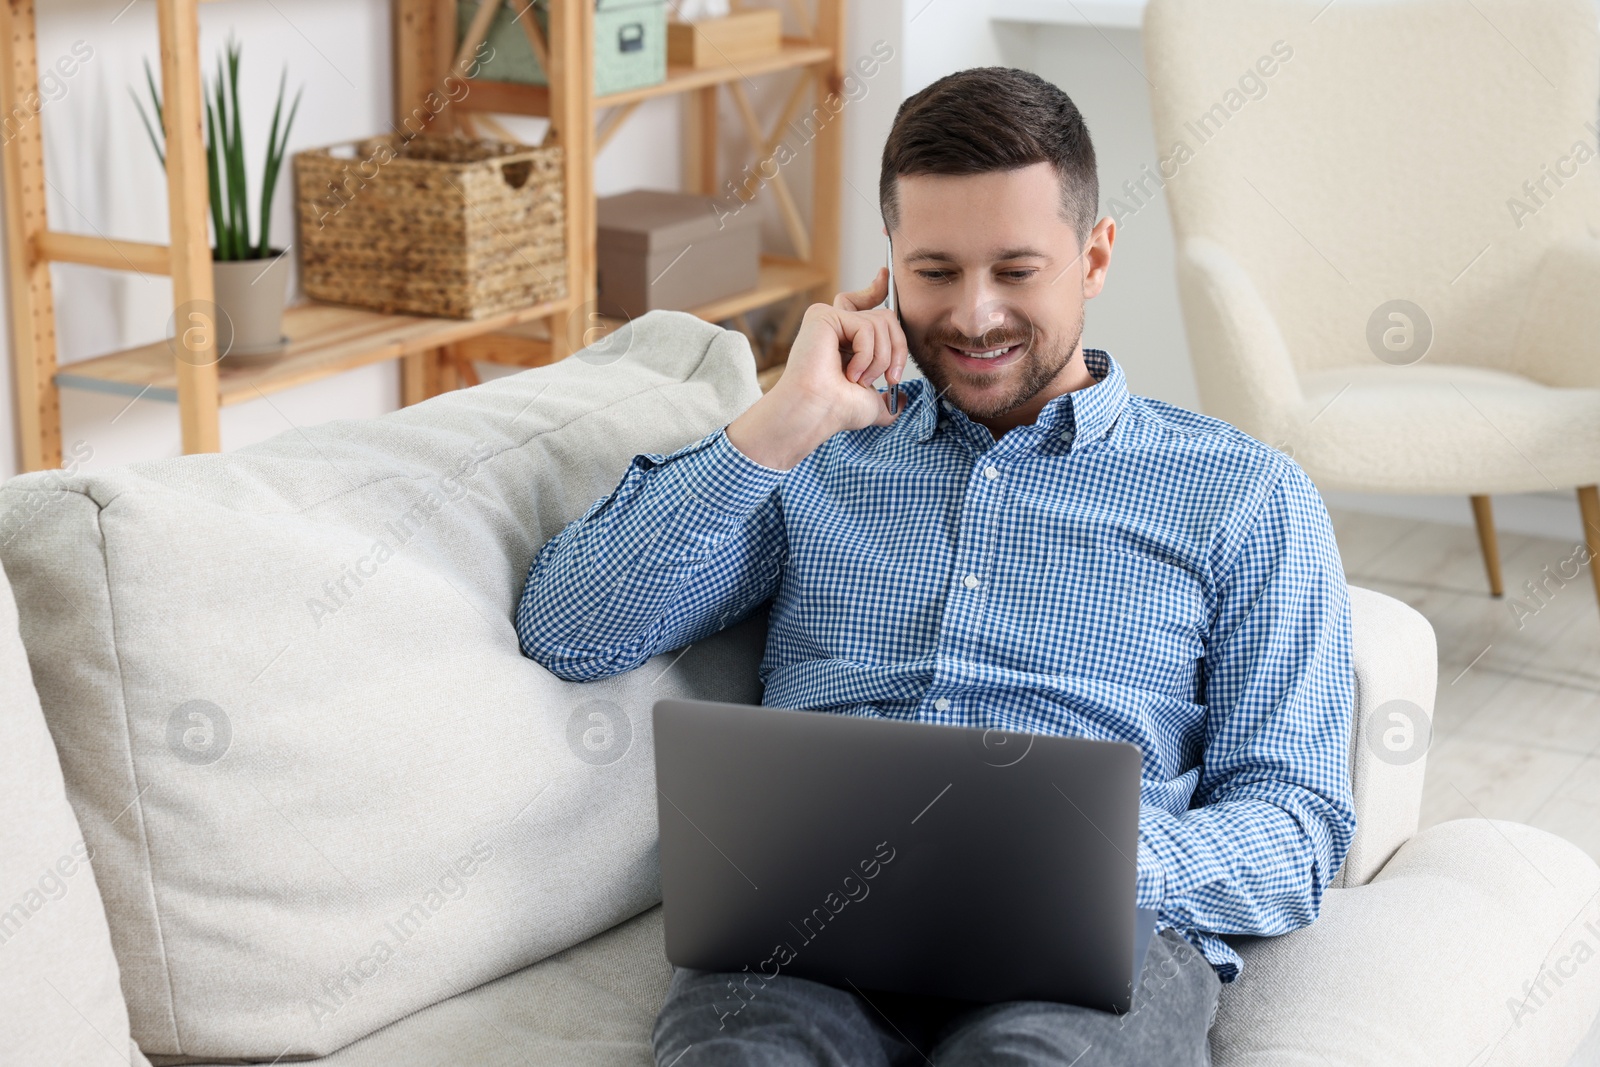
[458,0,667,98]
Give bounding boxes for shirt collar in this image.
[905,347,1126,452]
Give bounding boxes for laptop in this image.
[651,698,1161,1015]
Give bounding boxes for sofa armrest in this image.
[1172,236,1306,443]
[1213,820,1600,1067]
[1334,586,1438,889]
[1216,825,1593,1062]
[1511,236,1600,389]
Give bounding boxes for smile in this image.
[946,343,1026,371]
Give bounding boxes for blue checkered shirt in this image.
[517,347,1356,982]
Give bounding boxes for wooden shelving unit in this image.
[1,0,845,472]
[416,0,846,385]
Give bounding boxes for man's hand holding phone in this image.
[726,269,908,471]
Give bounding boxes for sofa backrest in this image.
[0,311,769,1062]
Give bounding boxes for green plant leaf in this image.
[257,71,283,259]
[211,61,233,259]
[130,86,165,168]
[258,81,303,259]
[144,58,164,133]
[134,58,166,167]
[257,69,285,259]
[225,44,250,258]
[203,92,226,260]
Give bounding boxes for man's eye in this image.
[1000,270,1037,282]
[916,270,951,282]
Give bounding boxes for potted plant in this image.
[134,41,302,364]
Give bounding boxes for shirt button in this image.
[942,400,955,412]
[933,698,951,712]
[984,465,1000,480]
[962,574,980,589]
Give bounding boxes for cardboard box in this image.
[667,10,782,69]
[596,190,761,319]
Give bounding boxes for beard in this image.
[907,303,1085,421]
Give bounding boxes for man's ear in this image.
[1082,216,1116,299]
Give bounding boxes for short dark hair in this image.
[879,67,1098,242]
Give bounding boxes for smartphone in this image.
[883,235,902,414]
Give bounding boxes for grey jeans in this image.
[651,928,1222,1066]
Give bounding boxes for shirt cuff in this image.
[662,428,786,515]
[1135,829,1166,909]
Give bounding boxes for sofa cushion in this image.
[0,312,769,1062]
[179,824,1600,1067]
[1213,818,1600,1066]
[187,905,672,1067]
[0,551,148,1065]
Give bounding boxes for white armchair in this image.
[1143,0,1600,615]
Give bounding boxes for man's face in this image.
[890,163,1110,423]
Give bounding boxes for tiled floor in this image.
[1330,507,1600,1064]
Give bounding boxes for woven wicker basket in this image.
[295,134,566,320]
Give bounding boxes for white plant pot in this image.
[212,250,290,365]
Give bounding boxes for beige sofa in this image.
[3,313,1598,1066]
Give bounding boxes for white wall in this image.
[837,0,904,296]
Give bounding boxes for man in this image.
[517,66,1354,1066]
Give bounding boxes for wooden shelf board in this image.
[456,255,825,366]
[456,319,557,367]
[599,40,833,108]
[461,40,833,118]
[690,255,825,321]
[55,297,570,406]
[57,256,820,405]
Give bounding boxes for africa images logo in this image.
[711,840,897,1030]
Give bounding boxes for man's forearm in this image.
[515,430,786,680]
[1136,789,1353,935]
[1148,463,1356,937]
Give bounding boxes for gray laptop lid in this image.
[653,698,1161,1014]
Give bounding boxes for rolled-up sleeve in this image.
[516,428,787,681]
[1133,463,1357,978]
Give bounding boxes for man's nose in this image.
[949,279,1008,341]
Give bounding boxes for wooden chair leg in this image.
[1578,486,1600,615]
[1470,494,1503,597]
